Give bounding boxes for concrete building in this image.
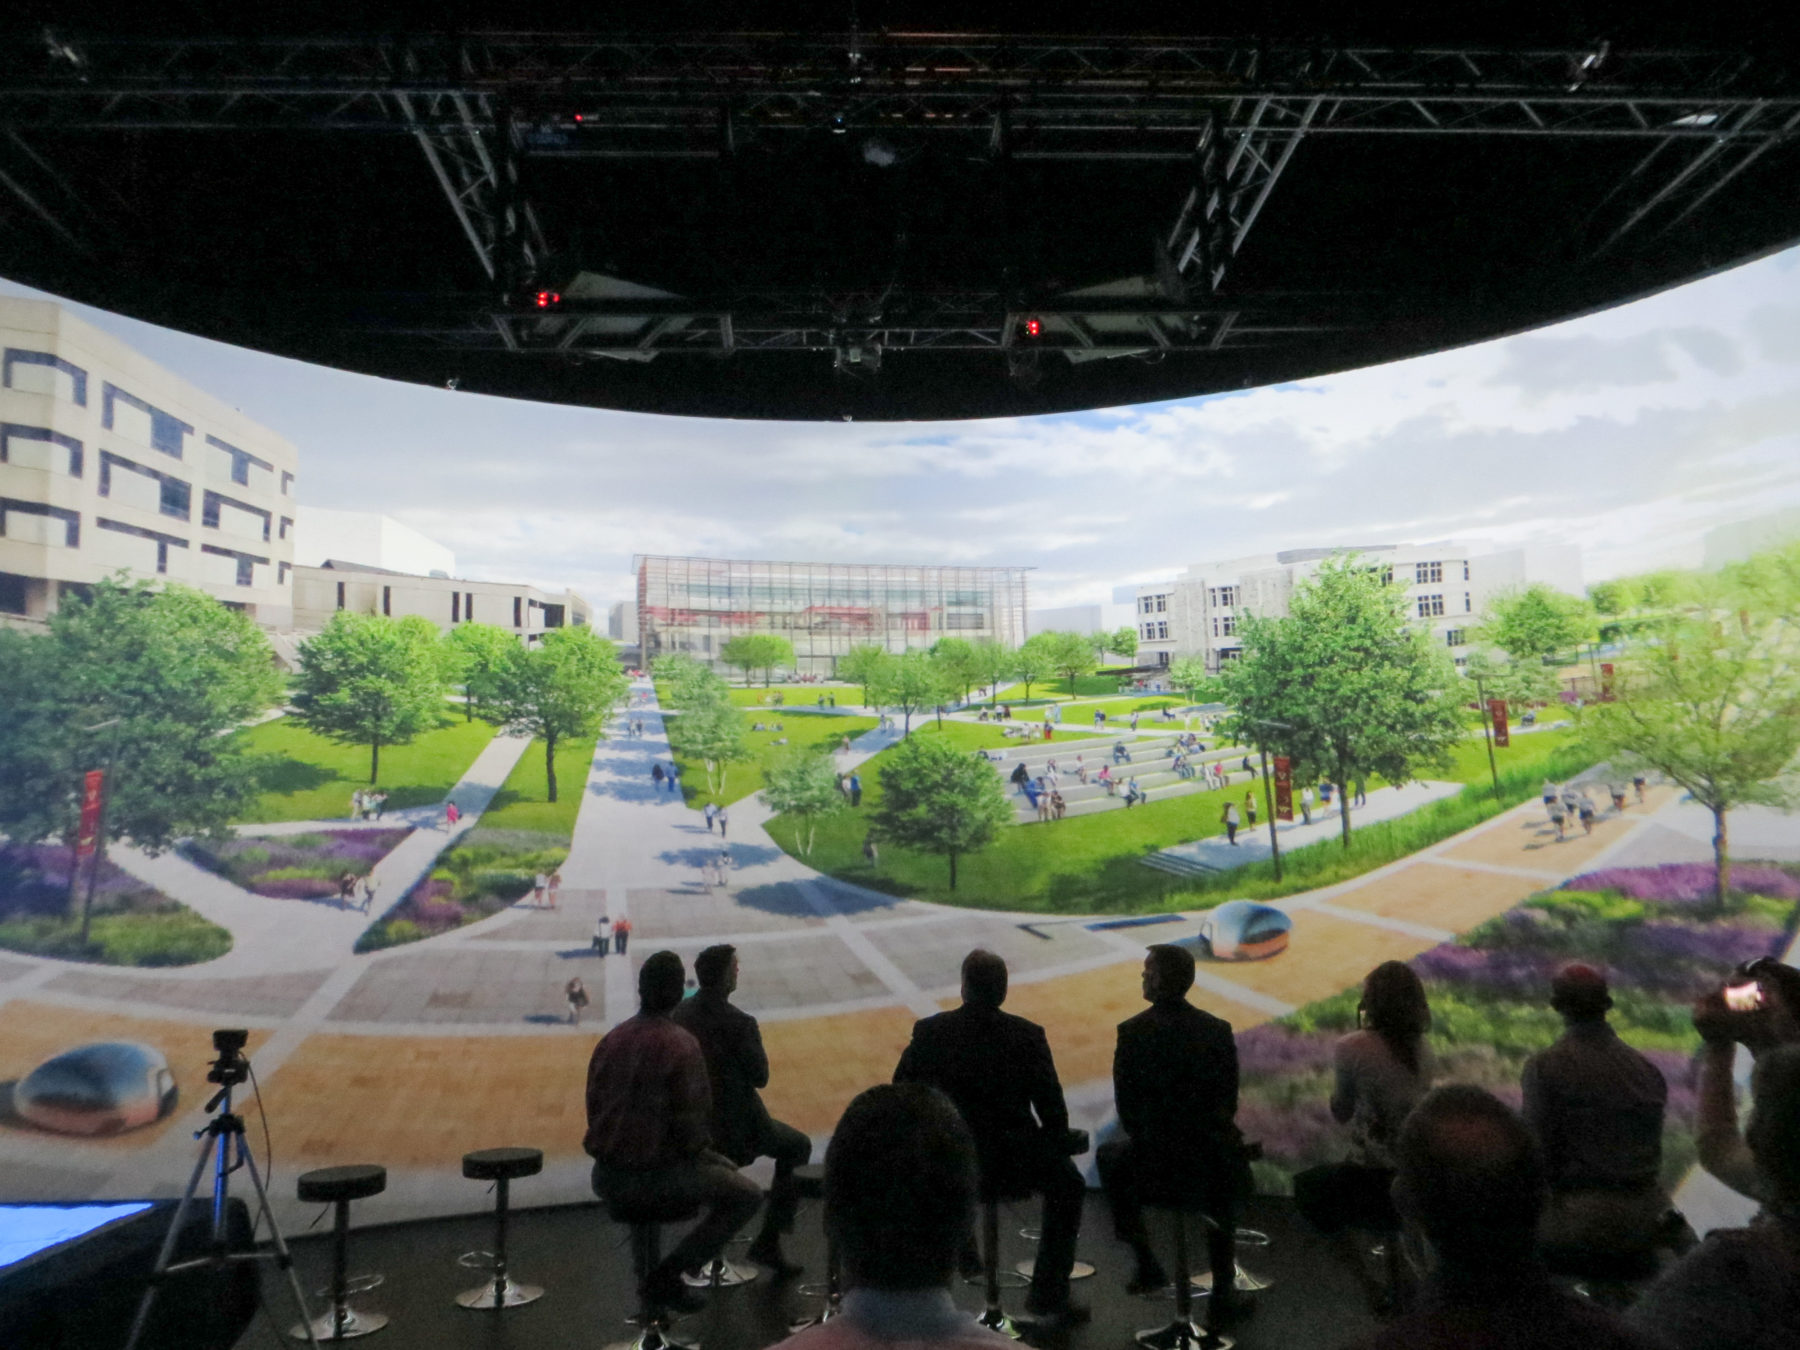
[1029,602,1104,636]
[1133,541,1583,672]
[292,561,590,644]
[292,507,455,577]
[1701,508,1800,569]
[635,554,1031,677]
[0,298,297,629]
[607,600,638,643]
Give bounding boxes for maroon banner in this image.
[1489,699,1510,749]
[76,769,105,859]
[1600,662,1616,702]
[1273,756,1294,822]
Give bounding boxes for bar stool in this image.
[605,1193,702,1350]
[290,1164,388,1342]
[973,1128,1089,1339]
[455,1147,545,1310]
[787,1163,841,1334]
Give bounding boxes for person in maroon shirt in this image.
[586,950,761,1312]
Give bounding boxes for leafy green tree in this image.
[486,627,629,802]
[1580,566,1800,910]
[293,612,451,784]
[1011,634,1057,702]
[968,640,1015,706]
[1479,584,1595,665]
[836,643,893,706]
[930,637,981,707]
[1042,630,1098,694]
[1101,626,1140,665]
[669,700,751,795]
[869,650,949,736]
[869,733,1014,890]
[759,750,847,855]
[719,633,794,686]
[1461,645,1560,710]
[445,622,518,722]
[1219,556,1465,846]
[0,579,283,886]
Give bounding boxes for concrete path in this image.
[1148,780,1464,874]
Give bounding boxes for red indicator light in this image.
[574,113,583,122]
[535,291,562,308]
[1024,317,1042,338]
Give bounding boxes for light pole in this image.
[1238,717,1293,882]
[1470,676,1502,804]
[78,717,124,946]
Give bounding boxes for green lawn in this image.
[675,710,879,810]
[991,675,1130,704]
[906,718,1104,749]
[233,717,498,823]
[478,734,602,837]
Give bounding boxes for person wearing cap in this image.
[1521,964,1669,1267]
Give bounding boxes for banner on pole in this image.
[76,769,105,860]
[1489,699,1510,748]
[1273,756,1294,822]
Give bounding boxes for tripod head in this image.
[204,1028,251,1113]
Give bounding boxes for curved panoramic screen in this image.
[1,249,1797,1233]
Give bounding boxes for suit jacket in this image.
[1114,998,1240,1166]
[894,1002,1069,1184]
[670,989,773,1165]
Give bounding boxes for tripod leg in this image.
[123,1125,223,1350]
[235,1132,322,1349]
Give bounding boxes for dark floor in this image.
[231,1192,1380,1350]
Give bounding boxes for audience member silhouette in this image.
[1693,957,1800,1202]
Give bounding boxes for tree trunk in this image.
[545,731,559,803]
[465,689,474,722]
[904,709,913,736]
[936,704,943,729]
[948,849,958,890]
[1712,804,1730,914]
[1339,777,1352,848]
[370,736,380,784]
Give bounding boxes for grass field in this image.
[233,717,497,824]
[673,710,880,810]
[479,734,602,836]
[773,724,1594,914]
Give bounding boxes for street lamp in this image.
[1468,676,1503,804]
[1237,717,1293,882]
[78,717,123,946]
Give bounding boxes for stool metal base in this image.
[788,1301,842,1335]
[976,1306,1023,1340]
[682,1258,757,1289]
[1191,1264,1273,1295]
[605,1326,697,1350]
[1234,1229,1271,1248]
[289,1306,389,1342]
[1134,1318,1232,1350]
[455,1276,546,1309]
[963,1268,1030,1290]
[1012,1258,1097,1281]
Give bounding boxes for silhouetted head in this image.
[1550,963,1612,1022]
[961,949,1008,1008]
[827,1083,977,1290]
[1360,960,1432,1074]
[1394,1085,1546,1272]
[638,951,686,1015]
[1143,944,1196,1003]
[694,944,738,993]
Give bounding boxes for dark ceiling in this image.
[1,4,1797,420]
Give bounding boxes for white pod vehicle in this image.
[1196,901,1292,961]
[15,1042,179,1136]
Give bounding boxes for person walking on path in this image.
[1576,792,1598,836]
[372,791,388,819]
[548,869,562,910]
[849,772,862,807]
[1633,772,1647,803]
[1543,779,1560,819]
[1245,791,1258,827]
[1222,800,1240,845]
[533,871,549,907]
[667,762,681,794]
[613,917,631,955]
[1094,709,1105,730]
[1300,785,1314,825]
[565,976,591,1026]
[704,801,718,833]
[350,788,364,820]
[653,763,666,792]
[359,874,377,912]
[1548,794,1568,841]
[444,800,461,831]
[338,871,358,907]
[862,834,879,867]
[594,915,612,956]
[716,808,730,840]
[1354,778,1367,807]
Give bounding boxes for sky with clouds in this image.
[5,243,1799,614]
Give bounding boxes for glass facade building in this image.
[635,555,1031,676]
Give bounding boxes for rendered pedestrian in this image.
[717,807,729,839]
[372,791,388,819]
[534,871,549,906]
[704,801,717,833]
[613,916,630,955]
[1549,796,1568,841]
[594,914,612,956]
[1576,794,1596,836]
[338,871,357,907]
[1633,773,1647,803]
[863,834,879,867]
[360,874,377,912]
[653,763,666,790]
[849,771,862,807]
[548,869,562,909]
[1301,785,1315,825]
[350,788,365,820]
[445,800,461,831]
[668,762,681,793]
[1052,789,1066,820]
[565,976,590,1026]
[1222,800,1239,845]
[1354,778,1367,807]
[1245,791,1257,826]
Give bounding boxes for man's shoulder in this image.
[1120,1000,1230,1039]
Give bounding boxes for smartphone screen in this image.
[1725,981,1766,1013]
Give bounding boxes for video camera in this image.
[206,1028,251,1090]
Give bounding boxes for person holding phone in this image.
[1693,958,1800,1202]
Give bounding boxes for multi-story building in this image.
[1134,542,1583,672]
[635,554,1030,677]
[0,299,297,629]
[292,506,455,578]
[291,560,589,643]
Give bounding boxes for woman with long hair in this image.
[1295,960,1433,1312]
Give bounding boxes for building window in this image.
[465,592,474,623]
[201,490,272,542]
[99,450,190,520]
[945,611,985,629]
[1156,621,1168,639]
[1445,628,1466,647]
[336,580,346,610]
[1,424,83,477]
[278,561,291,585]
[102,383,193,459]
[1463,561,1471,581]
[1155,595,1166,613]
[1212,615,1237,638]
[1380,567,1394,587]
[1,498,80,548]
[452,592,461,623]
[1417,561,1443,585]
[0,571,27,614]
[1208,585,1238,608]
[1139,597,1151,614]
[279,516,293,540]
[513,595,523,628]
[200,543,267,587]
[382,585,391,617]
[3,349,88,405]
[1465,592,1472,613]
[205,435,275,489]
[1418,594,1445,618]
[281,470,294,496]
[96,518,189,574]
[1158,651,1169,666]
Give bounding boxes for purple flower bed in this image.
[1237,1025,1336,1078]
[1566,862,1800,905]
[186,829,410,898]
[0,843,171,917]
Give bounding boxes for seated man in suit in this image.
[1097,943,1252,1326]
[894,949,1088,1329]
[672,943,813,1275]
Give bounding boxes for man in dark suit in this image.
[893,949,1088,1328]
[672,944,813,1275]
[1097,943,1251,1325]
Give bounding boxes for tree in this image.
[1461,645,1560,710]
[869,650,949,736]
[1011,633,1058,702]
[759,750,847,855]
[1042,630,1098,694]
[668,700,751,795]
[1480,584,1595,666]
[486,627,629,803]
[968,640,1015,707]
[0,578,283,879]
[719,633,794,686]
[836,643,893,707]
[1580,563,1800,910]
[1218,556,1465,847]
[930,637,982,708]
[869,734,1014,890]
[445,622,517,722]
[292,612,451,783]
[1168,655,1213,706]
[1101,626,1140,665]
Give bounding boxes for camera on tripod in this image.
[206,1028,250,1088]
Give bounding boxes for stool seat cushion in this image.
[793,1163,826,1200]
[298,1164,387,1204]
[606,1194,702,1226]
[463,1146,544,1181]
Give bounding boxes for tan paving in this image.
[1332,865,1539,931]
[0,1001,274,1151]
[760,1005,918,1136]
[1193,911,1441,1008]
[1441,787,1675,870]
